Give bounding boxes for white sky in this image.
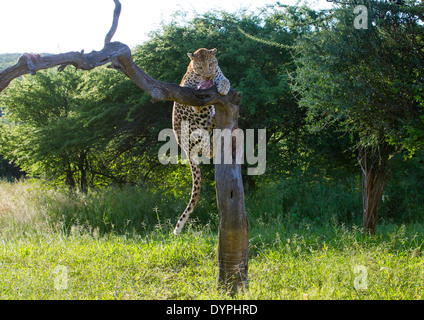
[0,0,333,54]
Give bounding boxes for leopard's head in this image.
[187,48,218,80]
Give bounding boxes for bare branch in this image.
[0,43,127,92]
[0,0,241,114]
[105,0,122,46]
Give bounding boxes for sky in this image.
[0,0,334,54]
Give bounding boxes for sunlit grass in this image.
[1,180,423,299]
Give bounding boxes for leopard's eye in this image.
[192,66,201,76]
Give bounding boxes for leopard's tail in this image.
[173,161,201,235]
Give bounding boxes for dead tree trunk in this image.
[358,142,391,234]
[0,0,249,293]
[214,96,249,294]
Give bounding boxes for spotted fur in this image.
[172,48,230,235]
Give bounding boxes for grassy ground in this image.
[1,180,424,299]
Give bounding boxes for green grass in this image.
[1,180,424,299]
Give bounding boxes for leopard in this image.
[172,48,230,235]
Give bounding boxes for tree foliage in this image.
[294,0,424,232]
[295,0,424,154]
[0,68,146,190]
[0,53,21,72]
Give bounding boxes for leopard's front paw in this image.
[217,80,230,95]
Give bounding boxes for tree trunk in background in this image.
[65,160,76,191]
[78,151,88,194]
[359,142,391,234]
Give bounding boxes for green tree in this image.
[0,67,140,191]
[294,0,424,233]
[1,69,88,190]
[133,7,331,187]
[0,53,21,72]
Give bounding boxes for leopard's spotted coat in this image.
[172,48,230,235]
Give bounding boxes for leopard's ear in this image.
[187,52,194,60]
[209,48,217,55]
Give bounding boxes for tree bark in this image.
[65,160,76,192]
[358,142,391,234]
[214,96,249,294]
[78,150,88,194]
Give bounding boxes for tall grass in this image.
[1,178,424,299]
[0,179,55,237]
